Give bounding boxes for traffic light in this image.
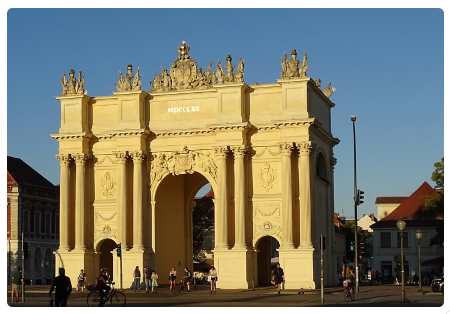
[116,243,122,257]
[356,189,365,206]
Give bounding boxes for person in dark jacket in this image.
[272,263,285,294]
[49,268,72,306]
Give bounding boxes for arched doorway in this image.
[97,238,118,281]
[154,171,214,284]
[256,236,280,286]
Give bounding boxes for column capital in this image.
[331,156,337,170]
[231,146,247,158]
[297,141,315,155]
[214,146,229,158]
[113,151,129,162]
[56,153,71,165]
[280,142,294,155]
[74,153,90,165]
[130,151,147,161]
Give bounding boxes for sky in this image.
[7,9,443,218]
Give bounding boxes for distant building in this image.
[358,214,378,233]
[371,182,443,283]
[375,196,408,220]
[7,156,59,284]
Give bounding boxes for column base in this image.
[214,248,256,289]
[56,249,96,285]
[279,247,316,289]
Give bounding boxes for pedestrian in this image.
[144,267,151,293]
[169,267,177,293]
[11,268,22,303]
[133,266,141,292]
[96,268,111,306]
[77,269,86,292]
[183,267,192,292]
[208,266,218,294]
[273,263,284,294]
[49,268,72,307]
[151,270,159,293]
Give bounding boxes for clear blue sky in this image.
[7,9,443,218]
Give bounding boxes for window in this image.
[397,232,409,248]
[46,214,50,234]
[41,212,45,234]
[380,232,391,248]
[51,213,55,234]
[316,153,328,181]
[23,211,29,234]
[30,211,35,233]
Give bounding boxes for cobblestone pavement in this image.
[7,284,444,307]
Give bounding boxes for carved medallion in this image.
[101,172,115,198]
[259,162,276,192]
[150,147,218,187]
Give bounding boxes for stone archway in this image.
[153,171,212,284]
[96,238,118,281]
[255,236,280,286]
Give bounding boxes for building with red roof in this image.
[7,156,59,284]
[371,182,443,283]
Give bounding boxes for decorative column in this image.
[56,154,71,251]
[214,146,229,250]
[280,143,295,249]
[74,153,89,251]
[232,146,247,249]
[132,151,146,250]
[115,151,128,249]
[299,141,314,248]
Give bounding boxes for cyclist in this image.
[96,268,111,305]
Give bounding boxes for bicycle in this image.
[87,282,126,306]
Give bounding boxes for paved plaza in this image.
[8,284,444,307]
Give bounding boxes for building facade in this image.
[52,42,339,289]
[371,182,443,282]
[7,156,59,284]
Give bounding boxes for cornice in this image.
[95,128,150,140]
[50,131,92,140]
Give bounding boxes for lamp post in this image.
[415,230,423,292]
[351,115,359,297]
[396,220,406,303]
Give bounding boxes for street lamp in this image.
[396,220,407,303]
[350,115,359,297]
[415,230,423,292]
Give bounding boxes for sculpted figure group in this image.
[60,69,85,96]
[59,42,335,98]
[280,49,309,80]
[116,64,141,92]
[150,41,245,92]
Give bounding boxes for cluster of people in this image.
[133,266,159,293]
[270,263,285,294]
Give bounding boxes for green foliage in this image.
[192,197,214,259]
[431,157,444,189]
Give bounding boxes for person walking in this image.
[49,268,72,307]
[11,268,22,303]
[144,267,151,293]
[273,263,285,294]
[133,266,141,292]
[151,270,159,293]
[208,266,218,294]
[77,269,86,292]
[169,267,177,293]
[183,267,192,292]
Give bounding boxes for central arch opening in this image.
[97,238,118,281]
[256,236,280,287]
[154,172,214,284]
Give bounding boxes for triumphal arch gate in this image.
[52,42,339,289]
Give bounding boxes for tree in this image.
[431,157,444,189]
[192,196,214,260]
[423,157,444,247]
